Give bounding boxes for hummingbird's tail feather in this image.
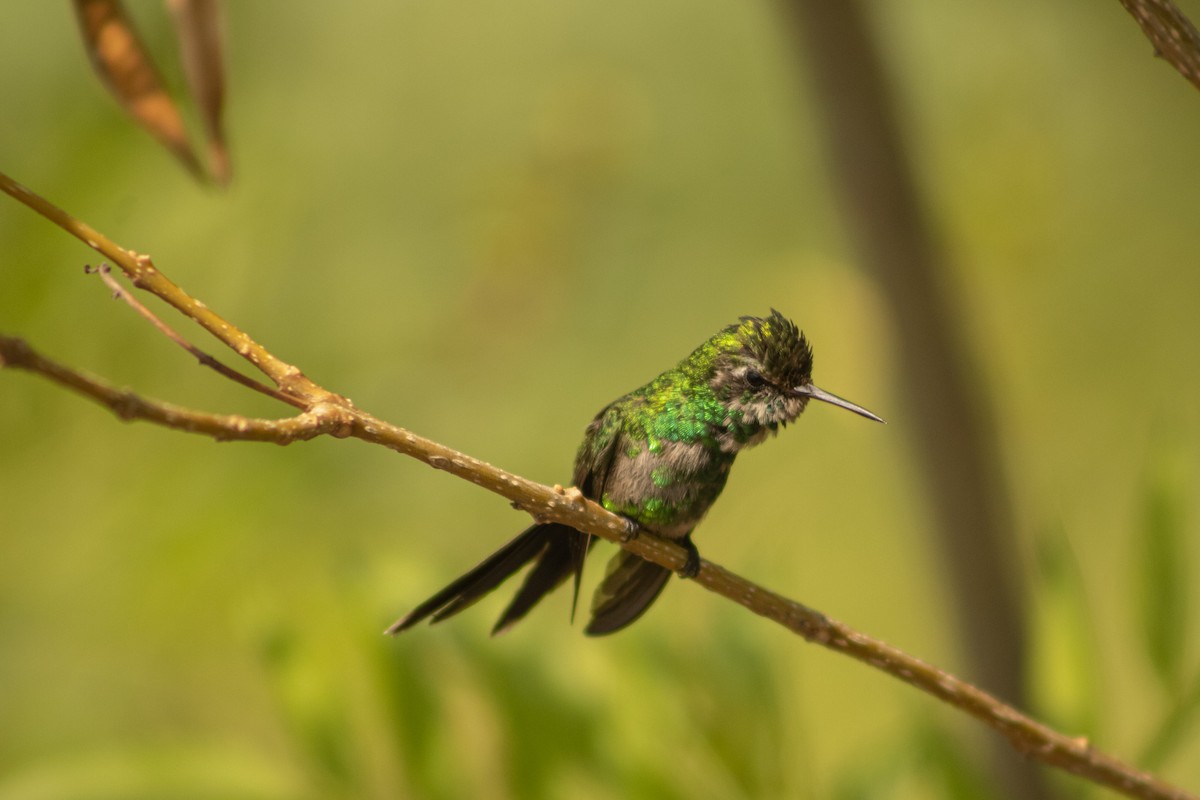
[569,532,591,622]
[492,525,591,634]
[584,549,672,636]
[386,523,582,635]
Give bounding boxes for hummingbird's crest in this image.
[736,309,814,389]
[698,309,818,436]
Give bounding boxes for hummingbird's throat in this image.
[716,394,806,452]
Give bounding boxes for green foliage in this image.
[1136,439,1191,693]
[1029,524,1101,737]
[829,716,998,800]
[257,624,356,790]
[1140,672,1200,774]
[1134,434,1199,772]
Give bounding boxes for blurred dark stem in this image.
[780,2,1045,797]
[1118,0,1200,91]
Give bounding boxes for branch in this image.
[1,172,1195,800]
[0,172,329,399]
[1118,0,1200,92]
[0,335,328,441]
[87,262,303,408]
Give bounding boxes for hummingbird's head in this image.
[707,310,883,439]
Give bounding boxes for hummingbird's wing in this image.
[573,402,624,499]
[567,402,625,611]
[584,548,671,636]
[575,399,681,635]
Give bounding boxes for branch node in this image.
[309,402,356,438]
[112,390,142,421]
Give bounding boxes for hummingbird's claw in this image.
[678,535,701,579]
[619,518,639,542]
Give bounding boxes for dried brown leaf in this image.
[168,0,230,185]
[72,0,204,179]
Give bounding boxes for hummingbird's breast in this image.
[599,437,733,538]
[580,377,744,537]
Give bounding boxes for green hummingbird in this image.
[388,310,882,637]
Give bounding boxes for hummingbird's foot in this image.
[619,518,639,542]
[678,535,701,579]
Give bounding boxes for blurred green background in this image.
[2,2,1199,798]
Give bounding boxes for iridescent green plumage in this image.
[388,310,882,637]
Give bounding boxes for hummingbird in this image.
[387,310,883,637]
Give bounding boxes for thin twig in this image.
[86,263,305,409]
[0,171,332,399]
[1,172,1195,800]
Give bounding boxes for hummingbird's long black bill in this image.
[794,383,885,423]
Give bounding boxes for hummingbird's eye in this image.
[745,369,767,390]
